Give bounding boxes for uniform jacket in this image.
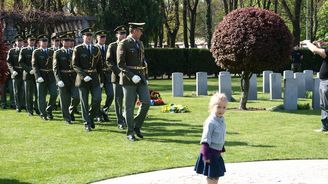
[96,44,112,84]
[19,46,35,81]
[7,48,23,79]
[117,36,147,85]
[53,48,76,87]
[72,43,103,87]
[107,41,121,84]
[32,48,55,82]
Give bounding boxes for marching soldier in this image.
[95,30,112,122]
[51,33,61,51]
[19,34,39,116]
[53,33,80,124]
[117,22,150,141]
[7,35,25,112]
[107,25,127,129]
[72,28,103,131]
[32,34,58,120]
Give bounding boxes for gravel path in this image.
[93,160,328,184]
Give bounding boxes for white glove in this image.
[57,81,65,88]
[12,71,18,78]
[29,70,35,75]
[146,80,149,85]
[132,75,141,84]
[37,77,44,83]
[100,83,104,88]
[84,76,92,82]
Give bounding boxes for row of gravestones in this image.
[171,70,320,110]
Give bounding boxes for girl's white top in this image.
[200,114,226,150]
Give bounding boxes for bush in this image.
[145,48,222,78]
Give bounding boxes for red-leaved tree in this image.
[211,7,293,110]
[0,20,9,96]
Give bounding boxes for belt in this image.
[60,70,75,73]
[102,68,111,72]
[126,66,145,70]
[83,69,97,73]
[40,69,53,72]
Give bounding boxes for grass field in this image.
[1,77,327,184]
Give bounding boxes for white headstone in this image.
[219,72,232,101]
[196,72,208,96]
[312,78,320,110]
[172,72,183,97]
[284,78,298,110]
[303,70,314,91]
[283,70,294,79]
[270,73,282,99]
[263,70,273,93]
[248,74,257,100]
[294,72,306,98]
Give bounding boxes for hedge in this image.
[144,48,325,78]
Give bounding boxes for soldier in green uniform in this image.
[117,22,150,141]
[95,30,112,122]
[19,34,39,116]
[72,28,103,131]
[51,33,61,51]
[7,35,25,112]
[32,34,58,120]
[53,33,80,124]
[107,25,127,129]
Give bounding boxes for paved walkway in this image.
[93,160,328,184]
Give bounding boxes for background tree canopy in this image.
[0,0,327,46]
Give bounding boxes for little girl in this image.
[194,92,227,184]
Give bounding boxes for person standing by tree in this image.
[304,40,328,133]
[291,45,303,72]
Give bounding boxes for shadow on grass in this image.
[273,109,320,116]
[0,179,32,184]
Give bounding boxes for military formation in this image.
[2,22,150,141]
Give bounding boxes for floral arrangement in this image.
[161,104,189,113]
[136,90,165,106]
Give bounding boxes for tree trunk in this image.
[0,0,4,9]
[239,71,252,110]
[187,0,199,48]
[183,0,189,48]
[57,0,63,12]
[205,0,212,49]
[274,0,278,13]
[313,0,318,40]
[161,0,180,48]
[281,0,302,46]
[159,23,164,48]
[222,0,228,15]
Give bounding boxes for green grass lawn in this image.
[1,77,328,184]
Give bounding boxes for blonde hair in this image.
[208,92,228,112]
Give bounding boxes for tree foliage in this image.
[211,7,293,73]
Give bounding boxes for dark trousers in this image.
[13,78,25,110]
[24,80,38,114]
[59,85,80,122]
[1,78,15,107]
[78,84,101,125]
[122,84,150,136]
[102,82,114,112]
[113,83,125,125]
[319,79,328,130]
[36,81,58,117]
